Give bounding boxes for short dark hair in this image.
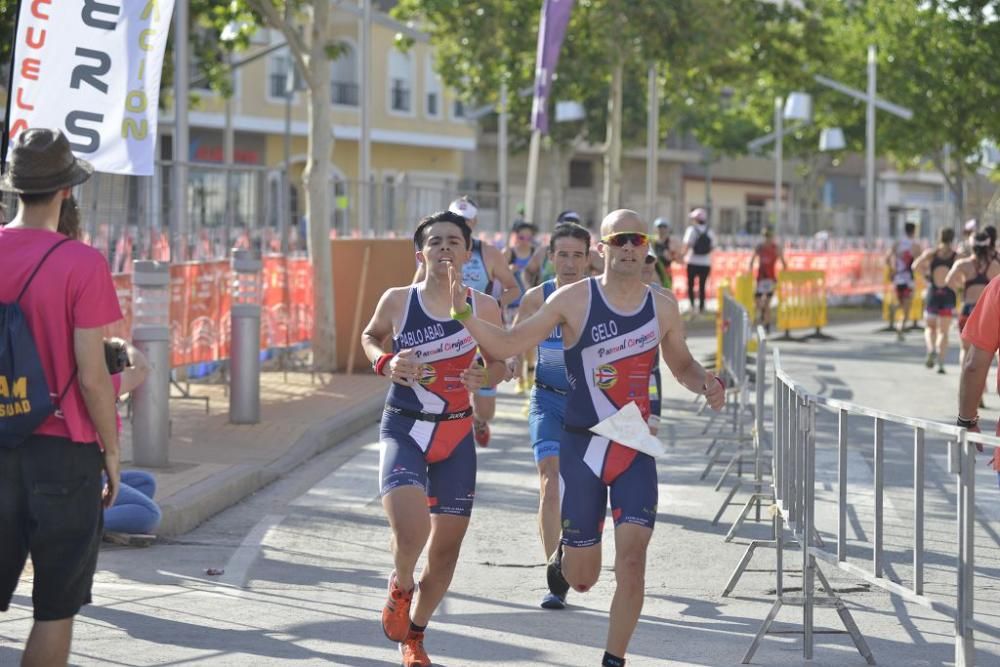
[19,190,59,207]
[904,222,917,236]
[414,210,472,250]
[513,221,537,234]
[939,227,955,244]
[984,225,997,249]
[549,222,591,253]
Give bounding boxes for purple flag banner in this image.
[530,0,575,134]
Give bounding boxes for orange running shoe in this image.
[399,630,431,667]
[381,571,414,642]
[473,420,490,447]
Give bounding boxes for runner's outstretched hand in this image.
[703,371,726,411]
[388,348,419,387]
[448,264,467,313]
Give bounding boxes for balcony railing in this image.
[391,82,411,112]
[332,82,359,106]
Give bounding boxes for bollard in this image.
[229,249,262,424]
[131,261,171,467]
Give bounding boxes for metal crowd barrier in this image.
[703,293,755,520]
[734,346,1000,666]
[720,327,771,540]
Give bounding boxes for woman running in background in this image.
[947,232,1000,373]
[913,228,957,374]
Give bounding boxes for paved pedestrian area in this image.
[120,370,387,535]
[2,320,999,665]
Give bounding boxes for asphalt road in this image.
[2,320,999,666]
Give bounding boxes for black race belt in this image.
[384,404,473,423]
[563,423,595,435]
[534,380,568,396]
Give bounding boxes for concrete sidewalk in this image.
[120,371,388,537]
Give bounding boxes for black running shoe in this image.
[546,545,570,598]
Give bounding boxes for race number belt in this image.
[534,380,568,397]
[384,404,473,423]
[563,423,595,435]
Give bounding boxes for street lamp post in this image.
[749,92,811,236]
[813,45,913,241]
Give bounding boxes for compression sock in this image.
[602,652,625,667]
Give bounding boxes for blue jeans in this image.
[104,471,162,534]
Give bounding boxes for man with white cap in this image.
[414,196,518,446]
[682,207,714,316]
[960,219,978,257]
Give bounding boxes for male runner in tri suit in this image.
[525,210,604,284]
[748,227,787,334]
[913,228,957,373]
[886,222,922,341]
[362,211,507,667]
[448,209,726,667]
[413,196,519,447]
[947,232,1000,372]
[513,222,592,610]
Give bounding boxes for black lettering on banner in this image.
[71,48,111,93]
[82,0,121,30]
[66,111,103,152]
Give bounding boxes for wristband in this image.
[451,304,473,321]
[373,353,394,377]
[705,375,725,394]
[957,414,979,428]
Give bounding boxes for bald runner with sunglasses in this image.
[447,209,726,667]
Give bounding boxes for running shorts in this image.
[755,278,776,297]
[958,302,975,333]
[895,283,913,301]
[379,410,476,517]
[528,384,567,463]
[559,429,658,548]
[925,286,956,317]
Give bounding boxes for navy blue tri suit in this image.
[528,280,567,463]
[560,278,661,548]
[379,287,480,517]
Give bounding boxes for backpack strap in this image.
[16,238,72,304]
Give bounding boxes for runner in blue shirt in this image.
[513,222,592,609]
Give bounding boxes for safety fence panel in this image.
[775,271,828,334]
[111,255,314,369]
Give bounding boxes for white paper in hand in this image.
[589,401,666,458]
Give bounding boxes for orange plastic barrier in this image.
[111,256,315,369]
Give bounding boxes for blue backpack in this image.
[0,238,74,448]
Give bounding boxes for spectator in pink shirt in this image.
[0,129,123,666]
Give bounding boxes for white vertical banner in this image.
[5,0,176,176]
